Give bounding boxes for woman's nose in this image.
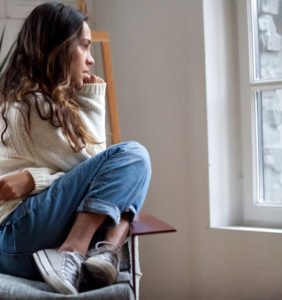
[86,52,95,65]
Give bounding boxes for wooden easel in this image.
[76,0,88,15]
[76,0,120,144]
[91,31,121,144]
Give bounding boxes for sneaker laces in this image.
[61,252,84,287]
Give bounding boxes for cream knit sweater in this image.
[0,83,106,224]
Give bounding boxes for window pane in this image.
[257,89,282,204]
[254,0,282,80]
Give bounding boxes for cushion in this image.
[0,240,136,299]
[0,272,134,300]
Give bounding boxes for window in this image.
[251,0,282,204]
[238,0,282,227]
[204,0,282,230]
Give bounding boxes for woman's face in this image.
[70,22,94,88]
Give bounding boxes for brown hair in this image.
[0,1,98,152]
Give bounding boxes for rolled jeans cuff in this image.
[76,199,138,226]
[77,198,121,225]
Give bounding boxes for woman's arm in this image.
[75,82,107,147]
[0,79,106,200]
[0,168,65,201]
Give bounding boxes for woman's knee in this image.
[123,141,152,177]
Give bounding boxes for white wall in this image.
[93,0,205,299]
[93,0,282,300]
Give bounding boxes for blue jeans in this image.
[0,141,151,279]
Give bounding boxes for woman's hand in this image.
[83,74,104,84]
[0,171,35,201]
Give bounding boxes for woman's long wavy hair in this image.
[0,1,98,152]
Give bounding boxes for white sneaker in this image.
[79,241,120,291]
[33,249,85,295]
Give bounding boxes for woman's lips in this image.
[83,72,91,79]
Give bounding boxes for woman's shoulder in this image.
[3,92,52,127]
[16,92,52,112]
[9,92,46,108]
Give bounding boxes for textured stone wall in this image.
[258,0,282,202]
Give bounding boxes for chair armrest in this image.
[128,212,176,299]
[129,213,177,299]
[130,212,177,236]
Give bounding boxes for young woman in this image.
[0,1,151,295]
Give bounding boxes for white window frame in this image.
[204,0,282,231]
[238,0,282,227]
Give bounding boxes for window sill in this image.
[209,225,282,234]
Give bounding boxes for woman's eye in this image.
[80,43,89,49]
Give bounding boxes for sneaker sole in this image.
[33,250,78,295]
